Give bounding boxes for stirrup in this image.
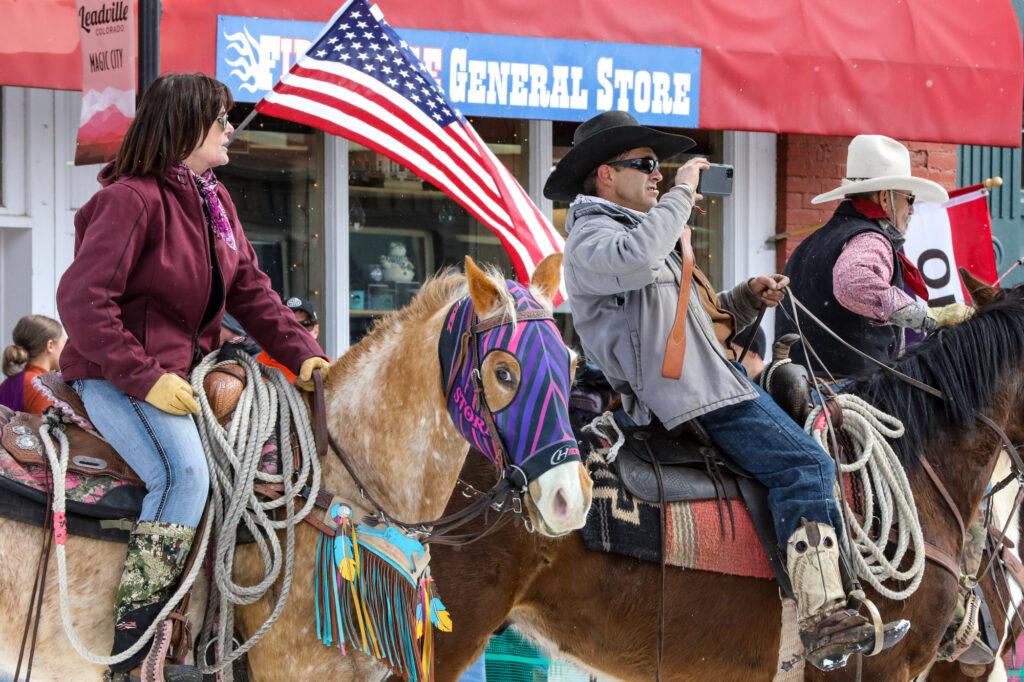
[803,613,910,672]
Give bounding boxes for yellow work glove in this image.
[144,373,199,416]
[926,302,975,329]
[296,357,331,392]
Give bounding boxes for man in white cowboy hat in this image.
[547,111,909,671]
[777,135,973,377]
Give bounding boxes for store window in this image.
[347,117,526,344]
[218,104,326,333]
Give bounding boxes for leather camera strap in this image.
[661,228,694,379]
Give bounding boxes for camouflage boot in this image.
[787,520,911,671]
[108,521,195,676]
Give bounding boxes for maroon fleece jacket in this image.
[57,164,325,399]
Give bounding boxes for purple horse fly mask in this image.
[439,280,581,487]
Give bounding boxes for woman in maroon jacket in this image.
[56,73,329,678]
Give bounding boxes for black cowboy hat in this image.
[543,111,696,202]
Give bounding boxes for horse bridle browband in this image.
[310,307,556,547]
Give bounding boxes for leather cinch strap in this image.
[662,229,694,380]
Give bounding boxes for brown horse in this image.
[427,276,1024,681]
[0,255,593,680]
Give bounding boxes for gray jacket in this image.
[564,187,760,429]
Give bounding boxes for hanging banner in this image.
[903,185,998,304]
[75,0,136,165]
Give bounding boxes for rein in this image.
[309,308,556,547]
[783,291,1024,584]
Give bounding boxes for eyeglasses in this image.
[891,191,916,206]
[298,318,318,329]
[605,157,659,175]
[215,113,230,129]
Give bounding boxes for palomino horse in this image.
[427,276,1024,681]
[0,255,593,680]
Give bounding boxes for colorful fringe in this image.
[314,503,450,680]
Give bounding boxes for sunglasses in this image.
[298,318,318,329]
[215,113,230,130]
[605,157,659,175]
[890,190,916,206]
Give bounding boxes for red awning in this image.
[2,0,1021,146]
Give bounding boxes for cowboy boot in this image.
[107,520,200,680]
[787,520,911,671]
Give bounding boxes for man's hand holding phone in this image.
[675,157,710,200]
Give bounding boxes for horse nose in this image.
[530,462,593,534]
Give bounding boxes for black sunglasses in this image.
[298,318,318,328]
[606,157,659,174]
[890,190,916,206]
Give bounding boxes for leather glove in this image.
[144,373,199,416]
[926,302,975,328]
[296,357,331,392]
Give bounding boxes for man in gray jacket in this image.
[545,111,908,670]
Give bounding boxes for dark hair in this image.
[3,315,63,377]
[114,73,233,178]
[582,151,631,196]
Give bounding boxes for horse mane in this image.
[333,264,514,375]
[851,285,1024,468]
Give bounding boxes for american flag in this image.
[255,0,565,299]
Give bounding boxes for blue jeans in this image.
[696,366,840,546]
[74,379,209,527]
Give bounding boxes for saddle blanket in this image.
[579,448,774,580]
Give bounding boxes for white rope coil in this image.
[191,352,321,679]
[41,352,320,675]
[805,394,926,601]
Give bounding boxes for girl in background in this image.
[0,314,65,413]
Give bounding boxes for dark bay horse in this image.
[426,277,1024,681]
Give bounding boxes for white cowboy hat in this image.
[811,135,949,205]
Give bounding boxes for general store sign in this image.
[216,15,701,127]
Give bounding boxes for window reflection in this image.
[217,105,326,331]
[347,117,527,344]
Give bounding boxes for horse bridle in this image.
[310,307,558,547]
[783,291,1024,585]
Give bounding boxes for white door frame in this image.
[722,131,778,345]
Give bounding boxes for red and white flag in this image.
[903,184,998,304]
[253,0,565,301]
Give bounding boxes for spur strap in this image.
[661,229,694,380]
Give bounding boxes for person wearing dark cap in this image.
[257,297,321,382]
[547,110,908,669]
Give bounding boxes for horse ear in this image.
[465,256,502,315]
[530,253,563,307]
[959,267,998,307]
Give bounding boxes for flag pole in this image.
[228,109,259,145]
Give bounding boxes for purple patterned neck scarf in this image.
[438,280,581,483]
[176,162,237,251]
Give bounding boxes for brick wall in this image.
[775,134,958,271]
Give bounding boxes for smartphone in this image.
[699,163,734,197]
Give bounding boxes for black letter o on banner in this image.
[917,249,951,289]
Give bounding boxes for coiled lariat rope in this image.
[39,351,320,677]
[804,394,926,601]
[191,352,321,679]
